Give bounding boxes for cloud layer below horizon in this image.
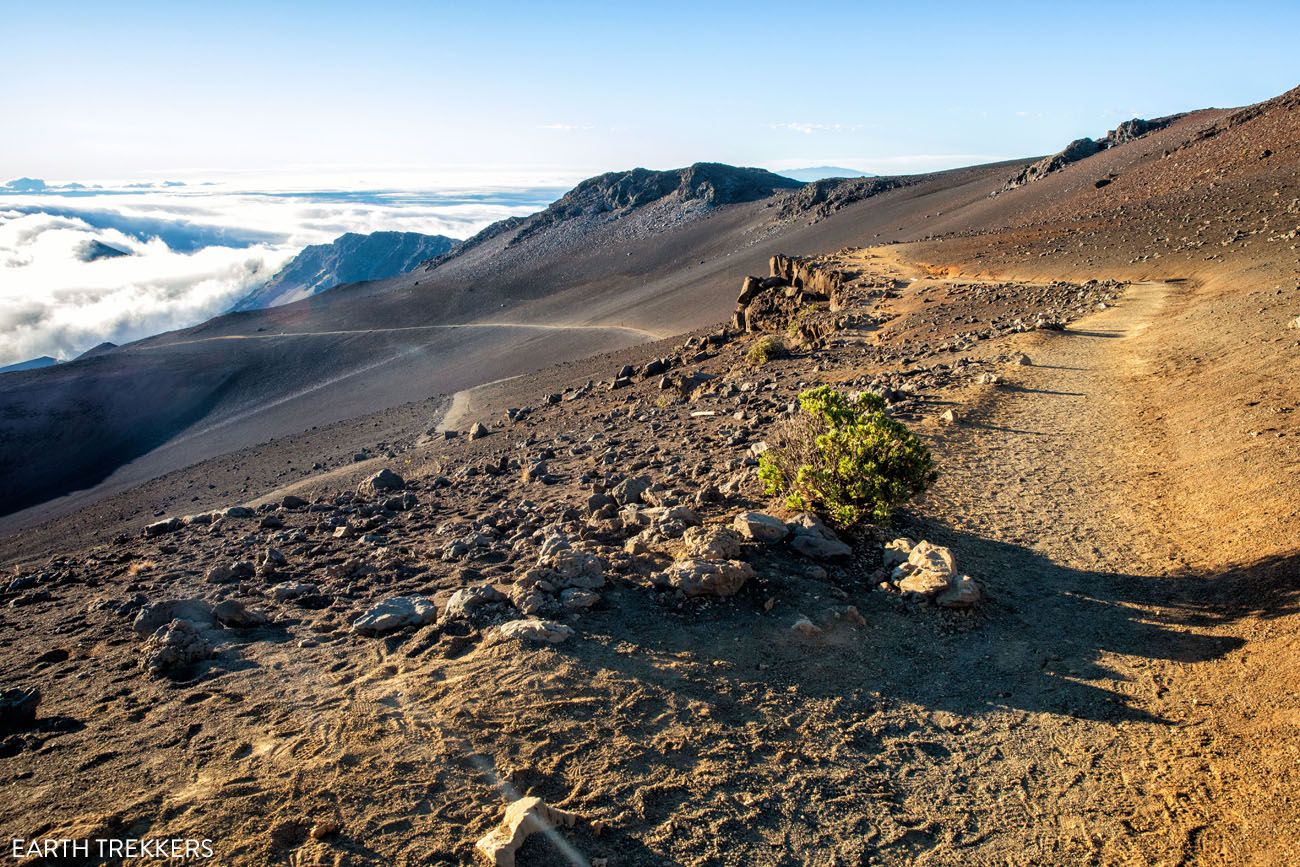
[0,182,561,366]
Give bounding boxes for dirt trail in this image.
[915,278,1295,864]
[145,320,667,350]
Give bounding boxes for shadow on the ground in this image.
[577,524,1299,732]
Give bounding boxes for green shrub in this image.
[758,386,935,527]
[745,335,787,366]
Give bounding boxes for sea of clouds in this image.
[0,176,567,367]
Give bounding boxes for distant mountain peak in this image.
[78,240,131,262]
[777,166,877,182]
[441,163,802,261]
[0,355,59,374]
[232,230,457,311]
[552,162,803,216]
[1000,115,1183,192]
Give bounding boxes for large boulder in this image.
[132,599,215,637]
[733,511,788,543]
[610,475,652,506]
[140,620,213,674]
[359,468,405,496]
[653,559,754,597]
[496,618,574,644]
[679,526,742,560]
[787,514,852,560]
[352,595,437,636]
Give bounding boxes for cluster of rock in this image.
[1001,115,1180,192]
[880,538,981,608]
[774,175,911,222]
[733,255,848,339]
[129,596,270,675]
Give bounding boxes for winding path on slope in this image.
[142,320,668,349]
[911,277,1295,863]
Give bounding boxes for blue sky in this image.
[3,0,1297,182]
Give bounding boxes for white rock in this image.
[653,559,754,597]
[679,526,742,560]
[733,511,789,543]
[937,575,982,608]
[352,595,437,636]
[906,541,956,576]
[897,569,950,598]
[496,618,574,644]
[882,537,915,568]
[475,796,579,867]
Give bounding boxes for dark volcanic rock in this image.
[78,240,131,262]
[0,687,40,731]
[1002,115,1183,191]
[445,163,803,257]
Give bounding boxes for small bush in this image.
[758,386,935,527]
[746,335,787,366]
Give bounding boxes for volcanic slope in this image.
[1,86,1299,864]
[0,160,1020,525]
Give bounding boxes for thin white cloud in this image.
[770,122,864,135]
[763,153,1010,175]
[537,123,595,132]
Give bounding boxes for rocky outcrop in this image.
[776,175,910,220]
[437,163,803,262]
[1001,115,1181,191]
[733,255,849,339]
[510,163,803,246]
